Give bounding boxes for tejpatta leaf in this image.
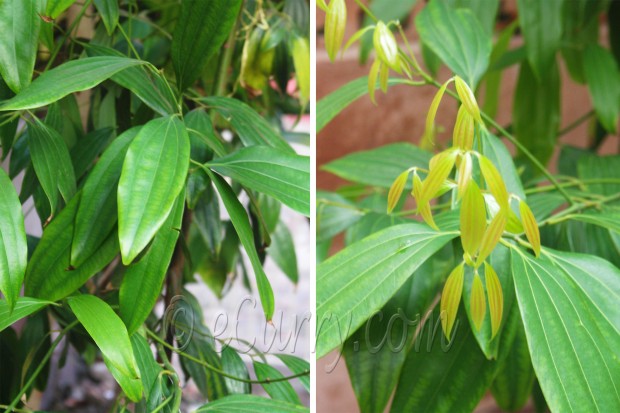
[221,346,251,395]
[420,150,456,204]
[422,78,452,147]
[196,395,309,412]
[440,263,465,339]
[456,152,472,199]
[28,119,76,218]
[172,0,243,91]
[368,59,381,104]
[470,271,486,331]
[68,295,142,401]
[325,0,347,61]
[460,180,486,258]
[207,146,310,216]
[454,76,482,124]
[478,154,509,209]
[276,354,310,392]
[505,208,524,234]
[453,105,474,150]
[476,209,507,266]
[387,170,409,213]
[519,200,540,257]
[484,262,503,338]
[0,297,49,333]
[117,116,190,265]
[291,35,310,105]
[0,57,145,111]
[0,169,27,312]
[93,0,119,35]
[373,22,400,72]
[583,44,620,134]
[254,361,301,405]
[268,221,299,284]
[46,0,75,18]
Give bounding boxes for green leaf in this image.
[316,223,458,358]
[316,191,363,244]
[207,169,275,320]
[172,0,242,91]
[93,0,119,35]
[564,212,620,234]
[184,108,227,158]
[253,361,301,405]
[480,130,526,201]
[207,146,309,216]
[28,120,76,218]
[511,248,620,412]
[24,193,119,302]
[46,0,75,18]
[84,44,178,116]
[0,169,27,312]
[275,355,310,392]
[118,115,190,264]
[578,154,620,197]
[119,190,185,334]
[196,394,309,413]
[317,76,411,132]
[322,143,431,189]
[516,0,563,80]
[268,221,299,283]
[183,326,229,401]
[130,334,162,401]
[0,297,49,333]
[442,0,499,34]
[71,127,139,267]
[415,1,491,87]
[0,0,42,93]
[69,295,142,401]
[200,97,292,153]
[222,346,251,395]
[0,57,146,111]
[70,127,114,179]
[513,60,560,172]
[583,44,620,134]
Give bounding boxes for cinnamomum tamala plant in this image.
[317,0,620,412]
[0,0,310,412]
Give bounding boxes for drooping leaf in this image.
[316,223,458,358]
[470,271,486,331]
[480,130,526,201]
[130,334,162,401]
[0,0,41,93]
[476,209,507,266]
[46,0,75,18]
[207,146,309,216]
[0,57,146,111]
[68,294,142,401]
[454,76,482,124]
[460,180,486,258]
[117,115,190,264]
[183,325,229,401]
[484,262,503,338]
[324,0,346,61]
[583,44,620,134]
[520,200,541,257]
[268,221,299,284]
[415,1,491,87]
[172,0,243,91]
[0,169,27,312]
[441,263,465,339]
[0,298,49,333]
[195,394,309,412]
[275,354,310,392]
[221,346,251,395]
[387,170,409,213]
[254,361,301,405]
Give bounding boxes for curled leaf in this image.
[454,75,482,124]
[325,0,347,61]
[368,59,381,105]
[422,78,453,147]
[373,22,400,72]
[441,263,465,339]
[460,180,486,258]
[479,154,509,210]
[457,152,472,200]
[387,170,409,213]
[476,209,507,266]
[470,271,486,331]
[519,200,540,257]
[484,262,503,338]
[453,104,474,150]
[420,150,457,204]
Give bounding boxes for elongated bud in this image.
[441,263,465,339]
[454,76,482,124]
[325,0,347,61]
[470,271,486,331]
[420,150,457,204]
[460,180,486,257]
[476,209,507,266]
[506,208,524,233]
[387,170,409,213]
[478,155,509,210]
[484,262,503,338]
[457,152,473,200]
[368,59,381,105]
[453,105,474,150]
[519,200,541,257]
[373,22,401,72]
[291,36,310,105]
[422,78,453,147]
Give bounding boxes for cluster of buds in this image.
[387,76,541,340]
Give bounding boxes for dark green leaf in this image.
[18,310,51,392]
[93,0,119,35]
[254,361,301,405]
[583,44,620,134]
[208,146,310,216]
[131,334,162,401]
[183,326,228,401]
[196,394,309,412]
[268,221,299,283]
[0,57,146,111]
[0,297,49,333]
[275,354,310,392]
[118,115,189,265]
[172,0,243,91]
[415,1,491,87]
[70,127,115,179]
[222,346,251,395]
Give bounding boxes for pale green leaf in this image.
[196,395,308,412]
[583,44,620,134]
[0,297,49,333]
[254,362,301,405]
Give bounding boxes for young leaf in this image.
[196,395,309,412]
[387,170,409,213]
[46,0,76,18]
[325,0,347,61]
[0,169,27,312]
[183,325,229,401]
[470,271,486,331]
[441,263,465,339]
[456,152,472,199]
[93,0,119,35]
[368,59,381,105]
[0,57,145,111]
[117,116,190,265]
[373,22,400,72]
[291,35,310,105]
[0,297,49,333]
[422,78,452,146]
[207,146,310,216]
[519,200,540,257]
[484,262,503,338]
[420,150,456,204]
[418,201,439,231]
[476,209,507,266]
[172,0,243,91]
[130,334,162,401]
[453,105,474,150]
[68,295,142,401]
[478,154,509,209]
[0,0,41,93]
[460,180,486,258]
[454,76,482,124]
[206,169,275,321]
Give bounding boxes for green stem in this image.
[525,178,620,195]
[557,110,595,137]
[116,24,141,60]
[540,192,620,227]
[354,0,378,22]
